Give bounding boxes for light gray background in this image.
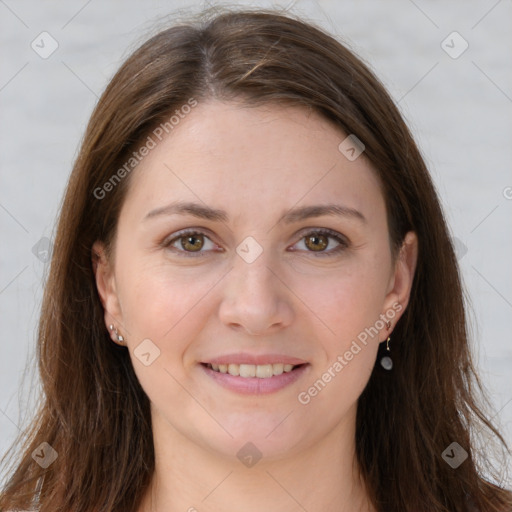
[1,0,511,484]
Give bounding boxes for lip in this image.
[200,362,310,395]
[203,353,308,366]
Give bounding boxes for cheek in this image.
[293,272,382,414]
[293,259,388,340]
[116,254,216,336]
[291,257,388,391]
[117,263,216,409]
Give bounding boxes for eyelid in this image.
[294,226,348,243]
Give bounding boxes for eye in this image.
[291,228,348,256]
[163,229,218,256]
[163,227,349,258]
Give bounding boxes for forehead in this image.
[120,100,385,224]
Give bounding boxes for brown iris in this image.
[304,233,328,251]
[181,234,204,252]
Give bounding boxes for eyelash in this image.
[162,228,349,258]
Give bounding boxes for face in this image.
[93,100,417,461]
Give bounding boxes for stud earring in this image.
[380,320,393,370]
[109,324,125,345]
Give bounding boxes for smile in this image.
[200,362,309,394]
[204,362,300,378]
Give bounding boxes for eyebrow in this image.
[143,200,366,224]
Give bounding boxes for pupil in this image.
[183,235,203,251]
[307,234,327,251]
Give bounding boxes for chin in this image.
[197,413,313,464]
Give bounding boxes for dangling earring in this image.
[380,320,393,370]
[109,324,125,345]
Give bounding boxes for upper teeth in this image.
[209,363,296,378]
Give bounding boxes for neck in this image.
[139,406,375,512]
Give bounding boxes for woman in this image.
[1,6,510,512]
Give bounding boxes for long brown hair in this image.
[1,6,510,512]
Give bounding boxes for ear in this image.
[92,240,124,335]
[381,231,418,339]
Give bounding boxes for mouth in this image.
[201,362,306,378]
[199,361,310,395]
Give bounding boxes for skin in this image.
[93,100,418,512]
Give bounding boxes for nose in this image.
[218,250,294,336]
